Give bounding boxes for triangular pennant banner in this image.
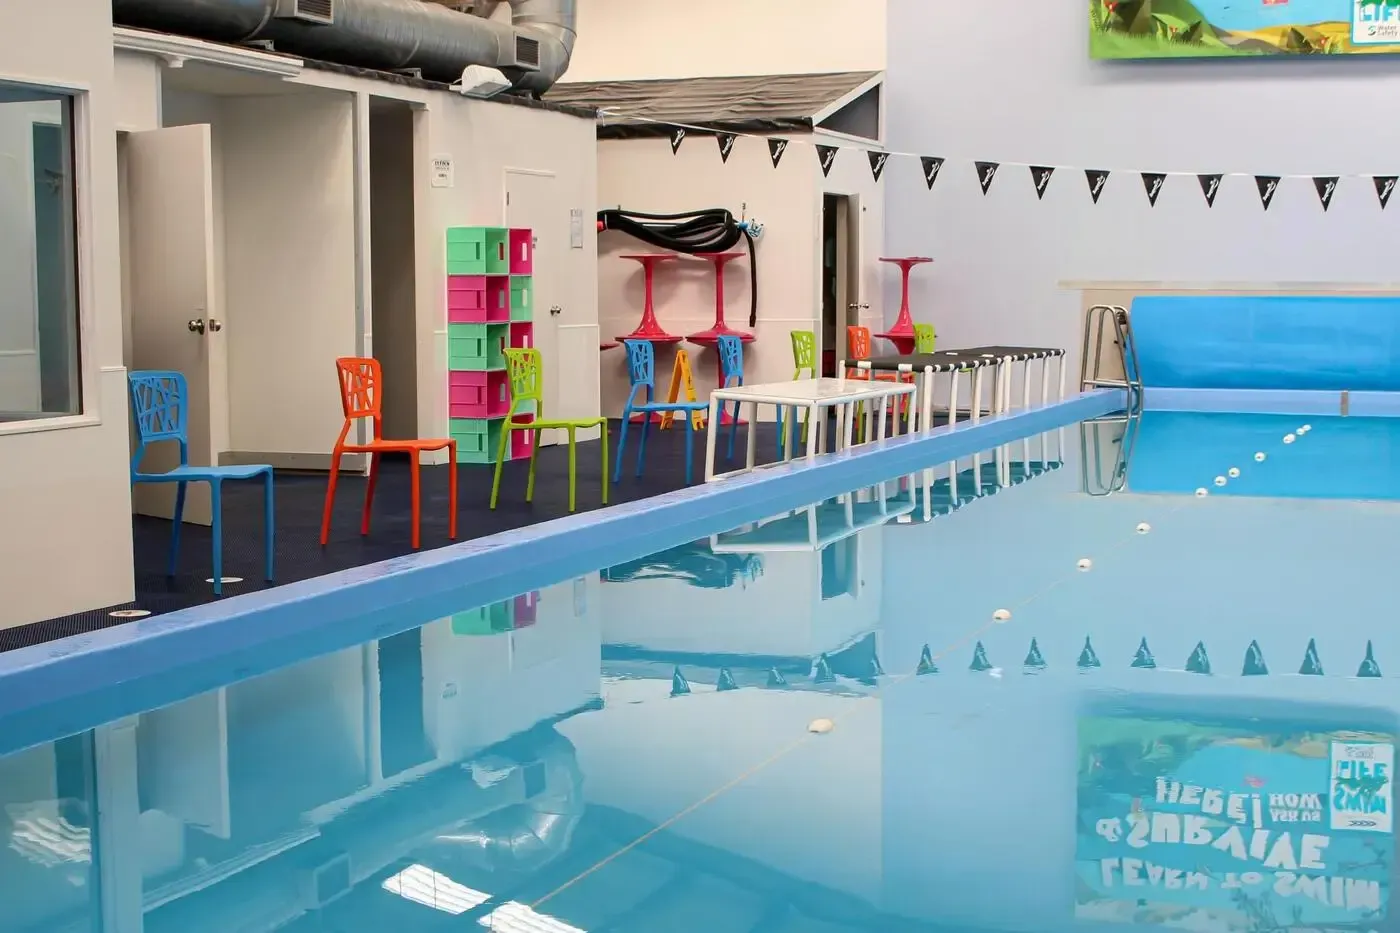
[1256,175,1280,210]
[716,133,736,163]
[1198,173,1222,208]
[1376,176,1397,209]
[815,144,838,177]
[669,127,685,154]
[1085,169,1109,204]
[768,138,788,168]
[1029,165,1055,200]
[974,161,999,195]
[868,150,889,182]
[1313,176,1338,211]
[1142,172,1166,207]
[921,156,945,190]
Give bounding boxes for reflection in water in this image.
[603,541,764,590]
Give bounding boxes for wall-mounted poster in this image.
[1091,0,1400,58]
[1077,715,1394,932]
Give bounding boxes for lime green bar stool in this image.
[914,323,936,353]
[490,347,609,513]
[778,330,818,457]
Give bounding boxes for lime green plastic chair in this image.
[914,323,936,353]
[490,347,609,513]
[778,330,818,456]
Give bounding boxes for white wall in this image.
[0,0,135,627]
[565,0,887,81]
[884,0,1400,383]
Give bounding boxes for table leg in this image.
[948,371,960,431]
[971,368,984,424]
[876,397,889,442]
[745,402,758,472]
[705,396,720,481]
[920,368,933,433]
[842,401,856,450]
[816,406,827,454]
[805,405,820,459]
[1021,361,1031,411]
[1040,356,1050,407]
[1057,353,1066,400]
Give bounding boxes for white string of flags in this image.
[613,110,1398,212]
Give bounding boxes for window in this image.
[0,84,80,419]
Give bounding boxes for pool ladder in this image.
[1079,412,1139,496]
[1081,304,1144,414]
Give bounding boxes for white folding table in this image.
[705,377,917,482]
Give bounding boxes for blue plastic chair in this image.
[716,334,744,460]
[129,371,274,595]
[615,341,709,485]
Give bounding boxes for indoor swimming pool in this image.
[4,405,1400,933]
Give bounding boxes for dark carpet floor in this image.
[5,420,784,652]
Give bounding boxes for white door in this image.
[124,124,223,524]
[139,689,232,838]
[504,170,563,445]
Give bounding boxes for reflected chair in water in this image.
[128,370,274,595]
[615,340,708,486]
[321,357,456,550]
[491,347,609,513]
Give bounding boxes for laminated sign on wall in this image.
[1076,714,1393,931]
[1090,0,1400,58]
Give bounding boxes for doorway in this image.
[820,193,862,377]
[368,99,419,441]
[504,169,563,444]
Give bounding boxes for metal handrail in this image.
[1081,304,1143,413]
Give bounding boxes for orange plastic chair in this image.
[321,357,457,550]
[846,326,901,383]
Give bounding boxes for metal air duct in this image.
[111,0,576,94]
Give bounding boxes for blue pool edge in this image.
[1146,387,1400,417]
[0,389,1123,754]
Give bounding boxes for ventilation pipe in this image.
[110,0,576,94]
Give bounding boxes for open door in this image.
[821,194,864,376]
[124,124,223,524]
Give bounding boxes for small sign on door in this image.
[431,155,455,188]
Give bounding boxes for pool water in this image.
[4,411,1400,933]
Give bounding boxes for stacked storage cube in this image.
[445,227,535,463]
[450,591,540,635]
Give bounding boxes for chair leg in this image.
[361,452,381,536]
[613,410,631,484]
[489,428,509,510]
[636,412,651,478]
[263,469,275,582]
[320,447,343,546]
[447,443,458,541]
[409,455,422,550]
[210,480,223,596]
[683,416,695,485]
[598,421,610,505]
[168,481,187,577]
[567,428,578,512]
[526,428,542,502]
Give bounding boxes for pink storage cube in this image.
[509,322,533,350]
[448,371,509,419]
[484,277,510,322]
[510,413,536,460]
[513,590,538,627]
[447,276,486,323]
[509,229,533,274]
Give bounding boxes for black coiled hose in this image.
[597,208,760,327]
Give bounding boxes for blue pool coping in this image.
[1146,387,1400,416]
[0,389,1125,755]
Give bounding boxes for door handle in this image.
[187,318,205,334]
[859,302,871,310]
[847,303,860,311]
[208,319,223,333]
[550,306,562,316]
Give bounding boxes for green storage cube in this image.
[446,228,487,275]
[450,600,513,634]
[450,417,504,464]
[447,323,506,371]
[509,276,532,322]
[484,228,510,274]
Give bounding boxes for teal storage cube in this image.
[509,276,532,322]
[484,228,510,274]
[446,228,487,275]
[447,323,506,371]
[450,600,513,634]
[450,417,504,464]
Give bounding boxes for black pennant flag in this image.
[921,156,945,190]
[1198,174,1222,208]
[768,138,788,168]
[669,127,685,154]
[1085,169,1109,204]
[716,133,736,163]
[1255,175,1280,210]
[1142,172,1166,207]
[975,161,999,195]
[1313,176,1338,211]
[1029,166,1055,200]
[815,144,838,177]
[1376,176,1397,209]
[868,150,890,182]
